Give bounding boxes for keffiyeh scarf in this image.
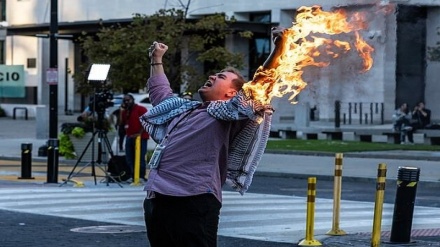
[139,92,273,194]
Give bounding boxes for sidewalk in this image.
[1,115,440,246]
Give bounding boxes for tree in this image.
[427,27,440,62]
[74,8,252,94]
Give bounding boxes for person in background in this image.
[119,94,149,180]
[412,101,431,130]
[393,102,414,144]
[111,105,126,152]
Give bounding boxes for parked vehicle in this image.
[108,93,153,117]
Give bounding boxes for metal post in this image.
[18,143,34,179]
[47,0,59,182]
[348,102,352,125]
[327,153,346,235]
[298,177,321,246]
[359,102,363,124]
[389,167,420,243]
[46,138,59,183]
[335,100,340,128]
[131,136,142,186]
[371,163,387,247]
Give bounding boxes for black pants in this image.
[117,125,125,150]
[144,193,221,247]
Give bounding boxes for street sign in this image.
[0,65,25,98]
[46,68,58,85]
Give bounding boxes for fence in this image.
[335,101,384,128]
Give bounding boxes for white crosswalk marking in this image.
[0,186,439,243]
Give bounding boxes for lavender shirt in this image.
[144,74,248,202]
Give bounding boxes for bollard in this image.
[334,100,341,128]
[389,166,420,244]
[298,177,322,246]
[371,163,387,247]
[326,153,346,235]
[131,135,142,186]
[46,138,59,183]
[18,143,34,179]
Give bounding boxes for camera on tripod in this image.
[89,89,114,114]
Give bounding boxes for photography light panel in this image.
[88,64,111,81]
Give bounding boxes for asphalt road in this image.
[2,174,439,247]
[242,174,440,208]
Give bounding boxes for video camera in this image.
[89,89,114,114]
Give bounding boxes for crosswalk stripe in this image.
[0,186,439,243]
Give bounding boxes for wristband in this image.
[151,63,163,66]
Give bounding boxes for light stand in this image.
[60,64,121,187]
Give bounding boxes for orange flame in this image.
[243,5,375,105]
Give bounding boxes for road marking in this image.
[0,186,439,243]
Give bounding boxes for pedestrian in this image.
[140,27,285,247]
[393,102,414,144]
[412,101,431,129]
[120,94,149,180]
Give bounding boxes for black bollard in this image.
[46,139,59,183]
[18,143,34,179]
[389,166,420,243]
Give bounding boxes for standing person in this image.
[412,101,431,129]
[140,28,284,247]
[111,105,126,152]
[120,94,149,180]
[393,102,414,144]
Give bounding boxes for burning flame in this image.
[243,5,375,105]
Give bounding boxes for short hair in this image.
[221,67,246,91]
[124,94,134,100]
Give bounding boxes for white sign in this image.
[47,68,58,85]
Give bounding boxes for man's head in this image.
[123,94,135,109]
[198,67,246,102]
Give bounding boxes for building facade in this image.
[2,0,440,132]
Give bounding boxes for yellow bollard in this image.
[371,163,387,247]
[298,177,322,246]
[327,153,346,236]
[131,135,142,186]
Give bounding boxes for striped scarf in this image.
[139,91,273,194]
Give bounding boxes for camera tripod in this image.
[60,128,123,187]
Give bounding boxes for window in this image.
[250,12,271,23]
[0,40,4,64]
[0,0,5,21]
[249,35,270,76]
[27,58,37,68]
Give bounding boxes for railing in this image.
[335,101,384,128]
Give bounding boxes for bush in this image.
[0,107,5,117]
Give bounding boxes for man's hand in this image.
[149,41,168,61]
[261,26,288,69]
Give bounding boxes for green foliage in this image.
[59,133,76,159]
[74,8,252,94]
[0,106,5,117]
[427,27,440,62]
[266,139,440,153]
[71,127,86,138]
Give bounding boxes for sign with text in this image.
[46,68,58,85]
[0,65,25,98]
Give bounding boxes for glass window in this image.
[250,12,271,23]
[0,0,5,21]
[249,35,270,76]
[0,40,4,64]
